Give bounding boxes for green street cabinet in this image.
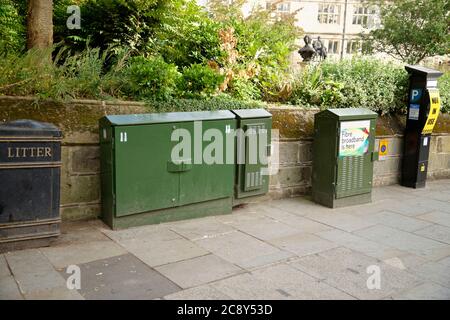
[232,109,272,202]
[99,111,236,229]
[312,108,378,208]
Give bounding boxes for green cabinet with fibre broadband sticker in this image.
[312,108,378,208]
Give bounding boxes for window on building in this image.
[327,40,340,54]
[277,2,290,12]
[346,41,361,54]
[266,1,290,13]
[352,5,377,28]
[318,4,341,24]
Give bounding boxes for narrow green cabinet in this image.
[232,109,272,201]
[312,108,378,208]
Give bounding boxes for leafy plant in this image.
[228,77,261,101]
[122,55,180,101]
[290,66,345,109]
[179,64,224,98]
[0,0,25,55]
[146,95,264,112]
[438,72,450,113]
[54,0,171,53]
[288,58,411,114]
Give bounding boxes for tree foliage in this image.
[0,0,25,54]
[366,0,450,64]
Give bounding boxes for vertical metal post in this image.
[340,0,348,60]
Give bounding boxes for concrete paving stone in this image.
[41,240,127,270]
[211,273,291,300]
[5,249,68,294]
[268,233,339,257]
[226,216,301,241]
[436,256,450,268]
[391,282,450,300]
[59,254,180,300]
[375,199,434,217]
[103,224,176,243]
[288,247,379,279]
[249,263,354,300]
[417,190,450,202]
[371,188,399,202]
[52,221,110,246]
[195,231,293,270]
[119,236,209,268]
[0,254,11,278]
[289,247,421,300]
[365,211,433,232]
[105,226,209,267]
[417,211,450,227]
[24,286,84,300]
[259,208,332,233]
[414,199,450,214]
[304,211,378,232]
[155,254,243,289]
[86,218,110,229]
[410,261,450,288]
[215,206,266,224]
[354,225,450,260]
[340,202,392,217]
[267,197,330,217]
[381,253,428,271]
[414,224,450,244]
[371,186,418,202]
[386,185,428,196]
[168,217,235,241]
[163,285,233,300]
[315,229,403,261]
[417,246,450,262]
[0,275,23,300]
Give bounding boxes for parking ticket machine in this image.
[401,65,443,188]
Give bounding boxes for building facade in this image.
[199,0,382,62]
[267,0,381,60]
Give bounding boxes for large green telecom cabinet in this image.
[232,109,272,201]
[312,108,378,208]
[99,111,236,229]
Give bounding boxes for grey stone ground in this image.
[1,180,450,300]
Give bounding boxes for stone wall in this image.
[1,97,449,220]
[268,107,450,198]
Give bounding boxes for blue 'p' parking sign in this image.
[410,88,423,103]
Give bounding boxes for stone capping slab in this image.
[267,104,321,112]
[0,95,148,107]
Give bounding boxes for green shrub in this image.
[228,77,261,101]
[320,58,409,114]
[0,49,56,97]
[154,4,224,68]
[288,58,410,114]
[179,64,224,98]
[146,95,264,112]
[0,47,128,100]
[122,56,180,101]
[0,0,25,55]
[54,0,171,53]
[258,66,293,102]
[438,72,450,113]
[290,66,345,109]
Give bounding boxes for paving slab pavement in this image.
[0,179,449,300]
[59,254,180,300]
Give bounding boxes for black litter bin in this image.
[0,120,62,252]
